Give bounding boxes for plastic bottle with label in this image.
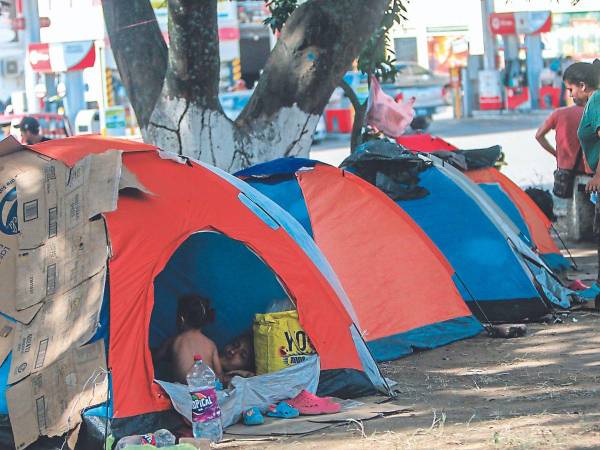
[114,428,176,449]
[187,354,223,442]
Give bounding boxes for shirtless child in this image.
[159,294,223,384]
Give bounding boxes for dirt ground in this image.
[223,244,600,450]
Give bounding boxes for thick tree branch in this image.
[165,0,220,109]
[102,0,167,129]
[339,78,361,112]
[238,0,387,124]
[339,78,367,150]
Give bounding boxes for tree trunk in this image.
[102,0,167,129]
[103,0,388,172]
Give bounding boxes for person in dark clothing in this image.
[15,116,52,145]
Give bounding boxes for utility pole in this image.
[96,39,107,135]
[480,0,496,70]
[21,0,41,113]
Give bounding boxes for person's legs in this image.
[579,200,600,298]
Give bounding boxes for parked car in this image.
[0,113,72,140]
[343,62,451,130]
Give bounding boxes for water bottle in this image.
[114,429,176,449]
[591,192,598,205]
[187,354,223,442]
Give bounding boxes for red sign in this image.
[28,43,52,72]
[490,11,551,35]
[489,13,516,35]
[28,41,96,73]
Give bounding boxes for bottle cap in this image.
[193,354,202,362]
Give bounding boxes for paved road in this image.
[311,111,557,189]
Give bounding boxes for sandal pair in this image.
[242,402,299,426]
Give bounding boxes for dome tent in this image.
[0,135,386,449]
[342,140,575,323]
[237,158,483,363]
[395,133,571,272]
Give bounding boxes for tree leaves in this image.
[263,0,299,32]
[263,0,406,82]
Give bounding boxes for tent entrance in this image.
[150,231,292,352]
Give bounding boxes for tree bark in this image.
[340,78,367,152]
[104,0,389,172]
[102,0,167,129]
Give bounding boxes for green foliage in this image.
[358,0,406,82]
[263,0,406,82]
[263,0,299,33]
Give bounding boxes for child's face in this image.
[221,338,252,372]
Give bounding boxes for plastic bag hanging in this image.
[366,75,415,138]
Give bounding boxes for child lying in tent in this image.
[153,294,255,385]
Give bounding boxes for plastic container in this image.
[114,429,176,449]
[187,355,223,442]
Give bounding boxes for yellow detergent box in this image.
[253,310,316,375]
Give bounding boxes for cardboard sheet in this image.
[118,163,152,194]
[225,399,409,437]
[0,315,15,366]
[0,149,49,323]
[6,340,108,450]
[14,153,117,309]
[225,418,332,436]
[0,136,21,157]
[9,270,106,384]
[15,219,109,311]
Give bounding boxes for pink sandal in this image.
[286,390,341,415]
[569,279,589,291]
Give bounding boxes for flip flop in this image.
[243,407,264,425]
[286,390,341,415]
[266,402,299,419]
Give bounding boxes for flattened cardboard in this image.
[0,150,49,324]
[0,315,15,366]
[7,340,108,450]
[119,164,152,194]
[225,399,409,437]
[0,136,23,158]
[87,151,123,214]
[15,218,109,310]
[13,152,119,310]
[225,418,332,436]
[9,270,105,384]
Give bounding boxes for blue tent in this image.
[237,158,483,362]
[339,142,575,322]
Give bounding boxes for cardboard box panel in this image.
[15,218,109,310]
[9,270,106,384]
[0,150,50,324]
[7,340,108,450]
[0,315,15,366]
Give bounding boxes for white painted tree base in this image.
[145,96,320,173]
